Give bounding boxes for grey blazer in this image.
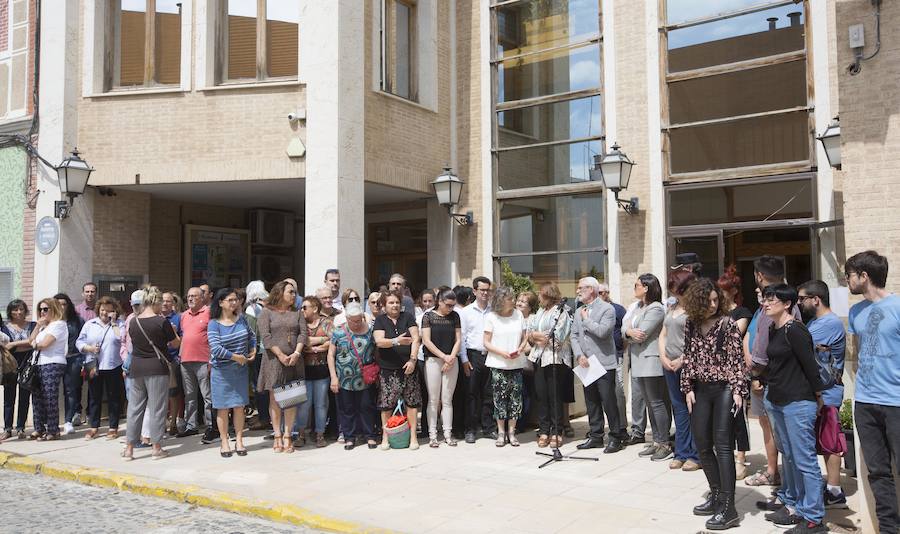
[622,301,666,378]
[571,299,617,370]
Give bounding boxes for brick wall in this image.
[91,189,151,277]
[836,0,900,291]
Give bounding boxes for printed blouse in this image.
[331,325,375,391]
[680,316,748,397]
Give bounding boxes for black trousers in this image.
[466,351,496,434]
[87,367,125,429]
[584,371,625,441]
[3,351,31,430]
[534,364,566,435]
[691,382,736,495]
[855,401,900,533]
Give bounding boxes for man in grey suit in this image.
[572,277,625,453]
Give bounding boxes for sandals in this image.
[445,436,458,447]
[273,435,284,453]
[495,433,506,447]
[235,448,248,457]
[409,440,419,450]
[85,429,99,440]
[429,438,440,448]
[151,449,169,460]
[745,470,781,487]
[121,448,134,462]
[282,435,295,454]
[220,448,233,458]
[537,435,550,448]
[106,429,119,441]
[508,433,520,447]
[548,435,561,448]
[29,431,42,441]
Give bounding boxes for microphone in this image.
[556,297,570,313]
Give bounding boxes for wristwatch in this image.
[392,338,400,347]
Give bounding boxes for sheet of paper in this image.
[830,286,850,317]
[573,355,607,387]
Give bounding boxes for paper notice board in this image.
[183,224,250,292]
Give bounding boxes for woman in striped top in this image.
[208,288,257,458]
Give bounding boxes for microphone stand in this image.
[535,299,599,469]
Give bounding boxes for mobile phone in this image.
[509,350,519,358]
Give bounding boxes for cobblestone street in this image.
[0,470,319,534]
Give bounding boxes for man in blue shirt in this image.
[846,250,900,534]
[798,280,848,509]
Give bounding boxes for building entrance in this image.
[367,220,428,295]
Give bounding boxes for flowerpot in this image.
[842,428,856,478]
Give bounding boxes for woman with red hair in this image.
[717,266,753,480]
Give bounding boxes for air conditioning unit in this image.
[253,255,294,284]
[250,209,295,247]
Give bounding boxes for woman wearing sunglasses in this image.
[26,299,70,440]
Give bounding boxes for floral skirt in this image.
[491,368,523,420]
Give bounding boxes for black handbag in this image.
[17,350,41,392]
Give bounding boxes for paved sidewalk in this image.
[0,416,862,533]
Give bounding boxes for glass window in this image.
[266,0,298,78]
[667,0,784,25]
[155,0,181,85]
[227,0,257,80]
[500,193,604,254]
[669,110,809,174]
[668,6,805,72]
[0,63,9,117]
[498,139,601,189]
[499,95,602,146]
[496,0,600,59]
[501,251,606,294]
[669,61,806,125]
[668,178,814,226]
[118,0,147,87]
[382,0,415,99]
[498,42,600,103]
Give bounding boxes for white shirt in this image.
[36,320,69,365]
[460,301,491,355]
[331,294,344,312]
[484,310,526,370]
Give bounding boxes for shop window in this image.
[662,2,812,177]
[221,0,298,83]
[111,0,182,88]
[380,0,416,100]
[0,0,28,119]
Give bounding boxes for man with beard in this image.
[797,280,847,509]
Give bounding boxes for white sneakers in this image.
[61,422,74,435]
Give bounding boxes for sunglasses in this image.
[39,307,49,313]
[347,296,361,302]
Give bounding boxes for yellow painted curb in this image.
[0,452,392,533]
[40,461,84,482]
[5,455,45,474]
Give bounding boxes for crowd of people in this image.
[1,251,898,534]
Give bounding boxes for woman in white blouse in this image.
[27,298,70,440]
[76,296,125,440]
[483,286,528,447]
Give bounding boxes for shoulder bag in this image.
[346,326,379,385]
[17,349,41,392]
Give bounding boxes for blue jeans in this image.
[63,355,85,423]
[294,378,330,434]
[664,369,699,462]
[766,396,824,524]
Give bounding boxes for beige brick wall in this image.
[612,0,655,300]
[836,0,900,291]
[91,189,151,277]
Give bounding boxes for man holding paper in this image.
[572,277,625,453]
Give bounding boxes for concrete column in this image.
[427,200,452,288]
[299,0,365,294]
[32,0,93,307]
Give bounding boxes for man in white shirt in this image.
[460,276,496,443]
[324,269,343,312]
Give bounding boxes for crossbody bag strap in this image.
[133,317,168,365]
[344,325,367,368]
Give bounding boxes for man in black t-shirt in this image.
[373,291,421,449]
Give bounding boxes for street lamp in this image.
[816,116,841,170]
[591,142,638,214]
[431,166,473,226]
[52,148,94,219]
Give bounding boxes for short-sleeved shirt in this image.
[849,294,900,407]
[129,315,177,378]
[421,310,461,359]
[303,317,334,381]
[484,310,526,370]
[331,325,375,391]
[373,312,417,370]
[179,306,210,363]
[807,312,846,407]
[36,320,69,365]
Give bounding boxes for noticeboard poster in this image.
[183,225,250,292]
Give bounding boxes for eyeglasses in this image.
[347,296,361,302]
[598,291,609,295]
[300,305,311,310]
[844,271,857,279]
[38,307,50,313]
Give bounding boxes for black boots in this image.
[706,491,740,530]
[693,488,720,516]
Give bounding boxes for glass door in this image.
[669,230,723,281]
